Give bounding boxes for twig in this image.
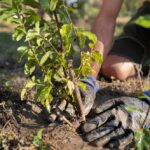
[0,119,11,131]
[134,65,150,128]
[142,106,150,128]
[135,65,144,91]
[68,59,85,122]
[59,115,74,128]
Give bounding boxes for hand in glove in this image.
[81,97,150,149]
[80,74,100,116]
[49,75,100,122]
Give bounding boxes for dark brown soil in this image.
[0,68,149,150]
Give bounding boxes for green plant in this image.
[0,0,102,120]
[135,129,150,150]
[33,129,50,150]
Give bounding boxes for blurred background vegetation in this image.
[0,0,141,67]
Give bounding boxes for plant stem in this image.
[142,106,150,128]
[68,59,85,122]
[135,65,149,128]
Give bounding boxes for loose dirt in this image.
[0,67,149,150]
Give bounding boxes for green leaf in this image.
[60,24,72,39]
[25,80,36,88]
[50,0,58,11]
[45,99,51,113]
[36,38,43,46]
[21,80,36,100]
[37,86,52,107]
[78,81,86,91]
[0,0,12,6]
[23,0,40,8]
[134,15,150,28]
[21,88,26,100]
[17,46,28,62]
[67,80,75,95]
[12,27,25,41]
[26,29,39,41]
[78,34,86,49]
[91,51,102,64]
[135,129,150,150]
[33,129,43,147]
[24,59,36,76]
[37,129,43,139]
[40,51,51,66]
[60,24,72,50]
[39,0,49,10]
[58,8,70,24]
[77,31,97,49]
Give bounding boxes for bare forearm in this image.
[92,16,116,59]
[91,19,115,77]
[91,0,123,78]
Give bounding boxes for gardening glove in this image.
[80,74,100,116]
[143,90,150,102]
[81,97,150,149]
[49,75,100,122]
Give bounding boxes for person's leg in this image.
[101,55,136,81]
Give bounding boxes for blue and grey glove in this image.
[82,96,150,149]
[143,90,150,102]
[80,74,100,116]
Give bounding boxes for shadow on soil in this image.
[0,88,50,129]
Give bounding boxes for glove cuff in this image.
[80,74,100,93]
[143,90,150,103]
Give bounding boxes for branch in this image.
[68,59,85,122]
[142,106,150,128]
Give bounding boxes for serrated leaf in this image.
[50,0,58,11]
[40,51,51,66]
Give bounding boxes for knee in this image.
[101,63,129,81]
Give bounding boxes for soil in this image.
[0,66,150,150]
